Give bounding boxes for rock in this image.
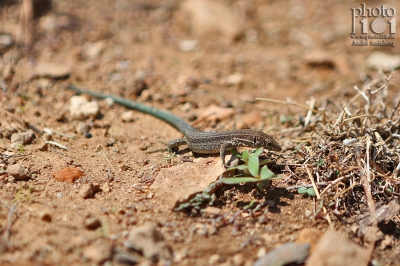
[79,183,100,199]
[83,41,105,60]
[82,244,109,264]
[139,89,152,101]
[38,210,52,222]
[254,242,309,266]
[114,248,139,265]
[39,15,57,31]
[180,102,192,112]
[10,129,36,145]
[38,143,48,151]
[232,254,244,266]
[121,111,135,122]
[7,164,30,180]
[209,254,221,265]
[304,50,335,68]
[306,230,369,266]
[296,228,323,254]
[130,78,147,97]
[0,34,13,47]
[124,223,172,263]
[101,183,110,193]
[225,72,244,86]
[202,206,221,216]
[366,51,400,71]
[84,217,102,230]
[69,96,99,120]
[82,101,99,118]
[33,61,71,79]
[76,121,90,135]
[357,201,400,241]
[52,167,84,183]
[180,0,242,41]
[178,40,199,52]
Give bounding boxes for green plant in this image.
[297,187,316,197]
[221,147,277,190]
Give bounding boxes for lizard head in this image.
[257,131,282,152]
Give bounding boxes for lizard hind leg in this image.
[168,138,188,151]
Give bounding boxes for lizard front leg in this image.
[220,141,237,168]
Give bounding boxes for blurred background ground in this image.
[0,0,400,265]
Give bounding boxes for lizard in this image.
[65,85,282,167]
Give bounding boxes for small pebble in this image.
[52,167,84,183]
[76,122,90,135]
[83,41,105,60]
[140,89,152,101]
[84,217,102,230]
[209,254,221,265]
[226,72,243,85]
[366,51,400,71]
[79,183,100,199]
[180,102,192,112]
[101,183,111,192]
[0,34,13,47]
[219,100,232,108]
[69,96,99,120]
[10,129,35,145]
[121,111,135,122]
[178,40,199,52]
[38,210,52,222]
[232,254,244,266]
[7,164,30,180]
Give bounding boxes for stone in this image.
[366,51,400,71]
[226,72,243,86]
[178,40,199,52]
[124,223,172,263]
[10,129,35,145]
[52,167,84,183]
[84,217,102,230]
[7,164,30,180]
[254,242,309,266]
[33,61,71,78]
[79,183,100,199]
[69,96,99,120]
[180,0,242,41]
[306,230,369,266]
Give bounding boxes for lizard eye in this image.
[253,137,257,146]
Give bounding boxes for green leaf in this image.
[238,165,249,171]
[242,150,249,162]
[248,156,260,177]
[251,147,264,157]
[243,200,256,210]
[219,177,261,184]
[298,187,308,194]
[306,188,316,197]
[280,116,294,123]
[317,159,326,168]
[260,166,274,180]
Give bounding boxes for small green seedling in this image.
[317,159,326,168]
[222,147,277,190]
[163,152,176,162]
[298,187,316,197]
